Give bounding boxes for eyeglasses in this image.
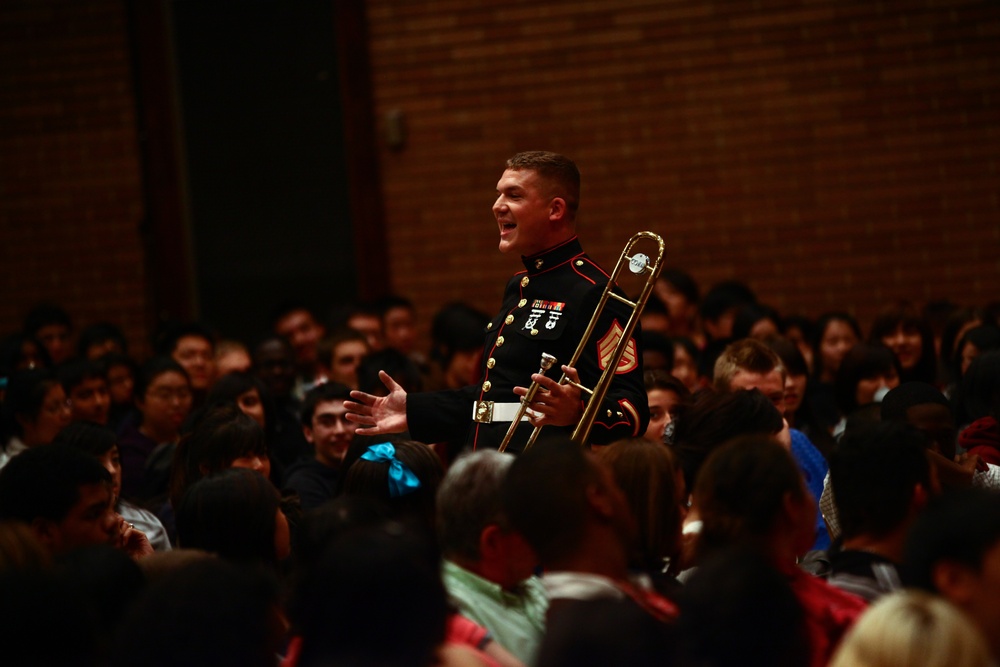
[147,387,192,402]
[43,399,72,415]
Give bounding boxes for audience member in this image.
[317,327,369,389]
[642,369,689,443]
[58,357,111,425]
[639,330,675,374]
[155,322,217,406]
[213,338,252,376]
[378,294,419,358]
[252,335,312,466]
[869,300,938,386]
[284,382,355,510]
[437,450,547,664]
[833,343,901,435]
[731,302,782,341]
[23,302,74,365]
[272,301,327,396]
[77,322,128,360]
[117,357,192,500]
[99,351,138,431]
[653,268,700,342]
[427,302,490,392]
[669,335,702,392]
[0,368,71,469]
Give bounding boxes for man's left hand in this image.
[513,364,584,427]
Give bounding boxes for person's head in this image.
[301,382,354,469]
[955,350,1000,425]
[781,314,816,371]
[23,303,73,365]
[251,335,297,400]
[693,436,815,562]
[53,422,122,501]
[501,436,634,569]
[0,445,116,555]
[671,336,701,391]
[713,338,786,413]
[318,328,370,389]
[289,522,447,667]
[639,295,671,335]
[111,557,283,667]
[655,269,700,335]
[206,371,272,431]
[829,590,993,667]
[643,369,690,443]
[597,438,683,572]
[213,339,252,377]
[869,300,937,384]
[342,440,444,535]
[170,403,271,507]
[98,352,137,409]
[176,468,289,568]
[640,330,675,374]
[834,343,901,417]
[0,332,50,377]
[813,312,862,382]
[904,488,1000,660]
[436,450,537,588]
[356,348,424,394]
[57,358,111,425]
[271,302,326,370]
[672,388,787,496]
[880,382,956,459]
[429,302,489,389]
[699,281,756,342]
[2,368,70,447]
[955,325,1000,380]
[732,303,782,341]
[134,357,192,441]
[76,322,128,360]
[156,322,216,393]
[333,301,384,353]
[494,151,580,256]
[676,547,809,667]
[377,295,418,356]
[765,336,810,419]
[829,422,931,542]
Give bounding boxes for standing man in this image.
[347,151,648,451]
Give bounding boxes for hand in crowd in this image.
[115,515,153,560]
[345,370,409,435]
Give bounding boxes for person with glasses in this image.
[0,368,72,470]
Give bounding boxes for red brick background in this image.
[1,0,998,358]
[0,0,149,355]
[367,0,1000,342]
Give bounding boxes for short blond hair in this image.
[829,590,992,667]
[713,338,784,391]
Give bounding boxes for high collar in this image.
[521,236,582,275]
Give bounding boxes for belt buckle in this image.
[473,400,494,423]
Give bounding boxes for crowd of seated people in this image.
[1,279,999,666]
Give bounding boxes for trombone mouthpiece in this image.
[540,353,558,371]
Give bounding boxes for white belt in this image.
[472,401,539,424]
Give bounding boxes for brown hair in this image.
[506,151,581,216]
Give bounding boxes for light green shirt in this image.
[442,559,548,666]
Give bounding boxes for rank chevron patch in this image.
[596,320,638,374]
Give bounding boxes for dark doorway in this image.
[171,0,355,341]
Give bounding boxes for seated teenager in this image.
[0,368,71,470]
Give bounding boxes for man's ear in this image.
[932,560,977,606]
[31,517,59,552]
[479,524,504,560]
[302,425,315,445]
[548,196,568,223]
[585,481,616,521]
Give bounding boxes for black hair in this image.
[0,444,111,524]
[52,421,118,457]
[429,302,490,366]
[829,422,931,540]
[765,336,809,378]
[699,281,756,322]
[868,300,938,385]
[56,357,105,393]
[659,268,700,304]
[269,299,321,330]
[953,325,1000,381]
[152,321,216,357]
[904,488,1000,591]
[175,468,282,568]
[207,371,276,435]
[356,348,423,394]
[0,332,52,376]
[134,356,189,399]
[169,403,269,507]
[811,312,862,380]
[671,389,785,494]
[954,350,1000,424]
[880,382,950,423]
[76,322,128,358]
[291,496,389,582]
[501,436,598,565]
[110,557,281,667]
[300,381,352,427]
[640,330,675,373]
[1,368,61,441]
[731,303,783,340]
[375,294,415,318]
[290,522,447,667]
[833,343,901,416]
[23,303,72,337]
[693,436,806,558]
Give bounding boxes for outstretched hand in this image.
[513,364,584,428]
[345,370,409,436]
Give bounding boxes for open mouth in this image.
[500,222,516,235]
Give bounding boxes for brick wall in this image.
[0,0,149,356]
[366,0,1000,341]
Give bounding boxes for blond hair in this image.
[829,590,992,667]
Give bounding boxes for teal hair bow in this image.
[360,443,421,498]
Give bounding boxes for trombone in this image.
[498,231,666,452]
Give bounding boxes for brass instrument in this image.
[498,231,666,452]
